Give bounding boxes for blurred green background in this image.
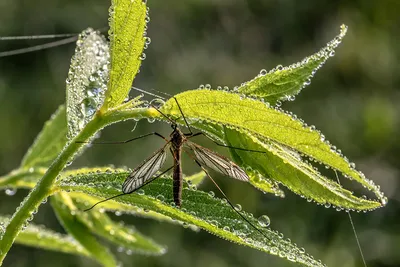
[0,0,399,266]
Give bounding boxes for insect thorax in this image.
[170,127,185,149]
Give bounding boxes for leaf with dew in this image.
[236,25,347,105]
[0,215,90,257]
[159,89,386,209]
[58,170,325,267]
[225,128,380,210]
[72,198,167,255]
[21,105,68,169]
[102,0,148,110]
[52,193,117,267]
[66,28,109,139]
[184,171,207,187]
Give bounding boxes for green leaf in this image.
[178,122,284,196]
[59,170,325,267]
[160,89,386,209]
[184,171,206,187]
[225,128,380,210]
[72,199,167,255]
[61,168,193,228]
[21,105,68,169]
[237,25,347,105]
[69,192,200,232]
[0,215,90,257]
[52,193,117,267]
[0,168,45,189]
[103,0,148,110]
[66,28,109,139]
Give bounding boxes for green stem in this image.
[0,107,154,264]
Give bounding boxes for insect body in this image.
[121,114,249,207]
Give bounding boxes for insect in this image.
[81,96,272,239]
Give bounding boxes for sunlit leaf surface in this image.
[103,0,148,110]
[72,197,167,255]
[236,25,347,105]
[0,215,90,257]
[59,170,324,267]
[52,193,117,267]
[159,89,386,209]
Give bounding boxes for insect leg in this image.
[192,158,270,241]
[84,165,174,211]
[76,132,168,145]
[188,132,266,153]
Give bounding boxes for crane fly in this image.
[82,97,273,239]
[121,122,249,207]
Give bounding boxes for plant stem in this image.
[0,116,96,263]
[0,107,154,264]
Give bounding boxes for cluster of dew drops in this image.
[65,3,153,138]
[65,28,110,138]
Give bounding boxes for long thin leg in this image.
[181,148,270,241]
[76,132,168,145]
[150,105,177,125]
[84,165,174,211]
[173,97,193,134]
[189,132,266,153]
[192,158,270,241]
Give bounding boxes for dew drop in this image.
[156,194,165,202]
[139,53,146,60]
[257,215,270,227]
[234,204,242,211]
[5,188,16,196]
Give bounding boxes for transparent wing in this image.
[122,145,169,193]
[188,142,249,182]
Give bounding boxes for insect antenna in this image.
[84,165,174,212]
[131,86,167,100]
[130,87,192,133]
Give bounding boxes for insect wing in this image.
[122,146,168,193]
[188,142,249,181]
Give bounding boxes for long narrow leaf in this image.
[0,215,90,257]
[52,193,117,267]
[21,105,67,169]
[73,199,167,255]
[237,25,348,105]
[103,0,148,110]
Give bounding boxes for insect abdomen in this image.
[172,148,183,207]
